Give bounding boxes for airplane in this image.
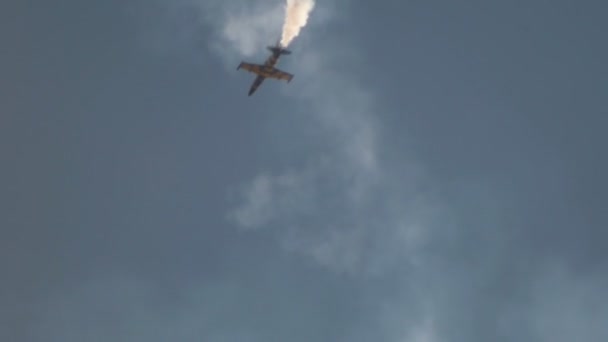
[237,41,294,96]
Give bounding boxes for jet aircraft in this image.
[237,42,294,96]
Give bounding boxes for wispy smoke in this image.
[280,0,316,47]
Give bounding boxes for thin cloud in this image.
[193,0,442,276]
[528,265,608,341]
[221,4,284,56]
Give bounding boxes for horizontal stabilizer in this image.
[267,46,291,55]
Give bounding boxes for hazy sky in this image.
[2,0,607,341]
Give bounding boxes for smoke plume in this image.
[280,0,316,47]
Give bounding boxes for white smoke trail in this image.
[280,0,316,47]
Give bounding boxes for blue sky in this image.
[2,0,607,341]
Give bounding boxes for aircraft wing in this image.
[237,63,293,82]
[267,68,294,82]
[237,62,264,74]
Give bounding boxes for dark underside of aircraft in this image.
[237,43,294,96]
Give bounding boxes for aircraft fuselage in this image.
[247,50,281,95]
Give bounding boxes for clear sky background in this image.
[2,0,607,341]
